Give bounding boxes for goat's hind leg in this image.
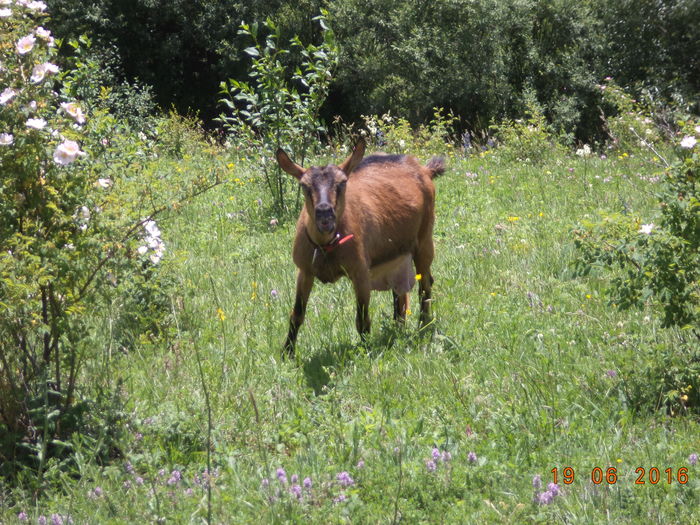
[414,242,435,329]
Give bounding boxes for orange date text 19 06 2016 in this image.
[550,466,689,485]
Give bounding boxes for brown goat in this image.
[277,139,444,356]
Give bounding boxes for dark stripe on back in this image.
[356,154,405,170]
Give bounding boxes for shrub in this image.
[0,3,223,478]
[575,123,699,332]
[489,95,566,164]
[218,13,337,214]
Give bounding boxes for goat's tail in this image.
[426,157,446,179]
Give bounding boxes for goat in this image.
[277,139,444,356]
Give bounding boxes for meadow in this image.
[3,130,698,524]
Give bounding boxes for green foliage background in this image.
[46,0,700,139]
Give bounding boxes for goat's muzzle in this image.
[315,203,336,234]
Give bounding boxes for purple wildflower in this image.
[606,370,617,378]
[125,461,135,475]
[290,484,302,499]
[303,477,312,489]
[467,451,477,463]
[38,517,47,525]
[270,289,278,299]
[337,471,354,487]
[167,470,182,485]
[261,478,270,488]
[51,514,64,525]
[537,491,554,505]
[532,474,542,489]
[276,468,287,484]
[432,447,441,461]
[690,453,698,466]
[356,459,365,469]
[158,468,166,478]
[123,480,132,490]
[441,451,452,462]
[18,512,28,521]
[547,482,560,497]
[425,460,437,472]
[333,493,347,504]
[135,476,144,485]
[185,488,194,496]
[291,474,299,484]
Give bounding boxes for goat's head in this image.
[276,140,366,236]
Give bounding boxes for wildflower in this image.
[0,133,13,145]
[290,484,302,499]
[269,218,278,227]
[53,140,85,165]
[606,369,617,378]
[547,483,560,497]
[690,453,698,466]
[695,125,700,135]
[467,451,477,463]
[26,118,47,130]
[680,135,697,149]
[0,8,10,16]
[184,488,194,496]
[16,35,36,54]
[123,480,132,490]
[303,477,312,489]
[0,88,17,106]
[167,470,182,485]
[38,517,47,525]
[137,245,148,255]
[532,474,542,489]
[135,476,144,485]
[425,460,437,472]
[261,478,269,488]
[336,471,354,487]
[333,494,347,504]
[270,289,278,299]
[356,459,365,469]
[638,223,654,235]
[432,448,441,461]
[276,468,287,484]
[60,102,86,124]
[28,1,47,10]
[441,451,452,462]
[576,144,592,157]
[158,469,166,478]
[18,512,28,521]
[31,62,59,83]
[50,514,63,525]
[35,27,52,40]
[291,474,299,484]
[96,178,113,188]
[536,491,554,505]
[506,216,520,222]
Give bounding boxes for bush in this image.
[575,122,699,332]
[0,3,223,478]
[218,13,337,214]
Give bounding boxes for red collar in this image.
[306,229,354,254]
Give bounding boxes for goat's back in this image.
[345,154,438,265]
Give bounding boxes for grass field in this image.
[3,143,699,524]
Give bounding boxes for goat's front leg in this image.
[352,275,371,340]
[283,270,314,357]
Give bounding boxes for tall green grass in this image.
[3,146,698,524]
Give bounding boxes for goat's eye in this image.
[337,182,347,195]
[301,185,311,196]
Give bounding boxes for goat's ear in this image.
[338,138,366,175]
[276,148,305,180]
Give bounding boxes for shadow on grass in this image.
[301,318,441,394]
